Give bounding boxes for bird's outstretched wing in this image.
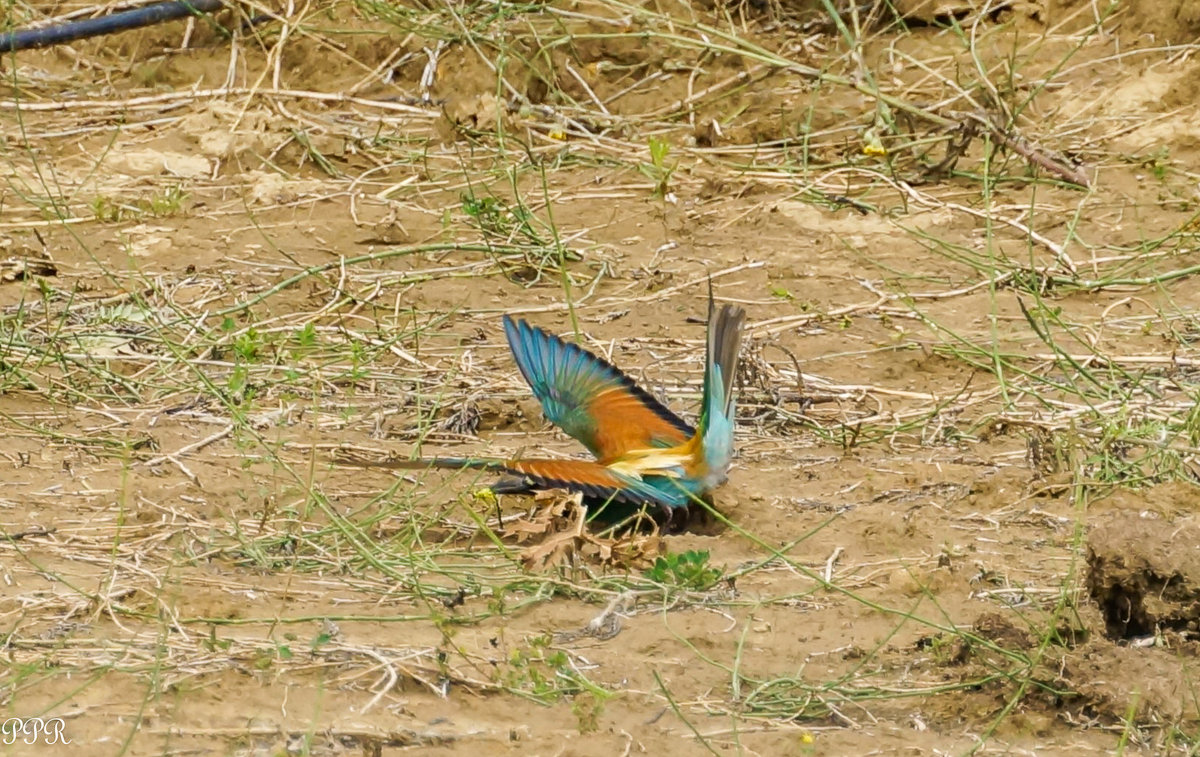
[497,458,690,507]
[504,316,693,463]
[335,452,689,507]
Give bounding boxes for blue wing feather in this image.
[501,458,694,507]
[504,316,694,459]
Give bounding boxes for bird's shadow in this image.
[586,497,728,537]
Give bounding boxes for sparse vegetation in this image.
[645,549,722,591]
[2,0,1200,754]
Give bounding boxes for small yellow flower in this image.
[473,488,497,505]
[861,126,886,156]
[548,128,567,141]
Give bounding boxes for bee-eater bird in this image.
[344,292,745,515]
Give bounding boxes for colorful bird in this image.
[344,291,745,516]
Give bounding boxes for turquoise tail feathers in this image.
[698,285,746,487]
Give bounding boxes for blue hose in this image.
[0,0,225,53]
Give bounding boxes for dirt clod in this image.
[1086,514,1200,642]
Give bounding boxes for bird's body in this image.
[349,291,746,515]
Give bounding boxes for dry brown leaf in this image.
[520,528,581,571]
[503,517,556,544]
[518,494,586,570]
[506,490,664,572]
[502,489,579,545]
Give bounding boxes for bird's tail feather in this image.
[694,282,745,480]
[698,284,746,435]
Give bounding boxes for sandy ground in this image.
[2,0,1200,754]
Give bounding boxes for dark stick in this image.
[0,0,225,54]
